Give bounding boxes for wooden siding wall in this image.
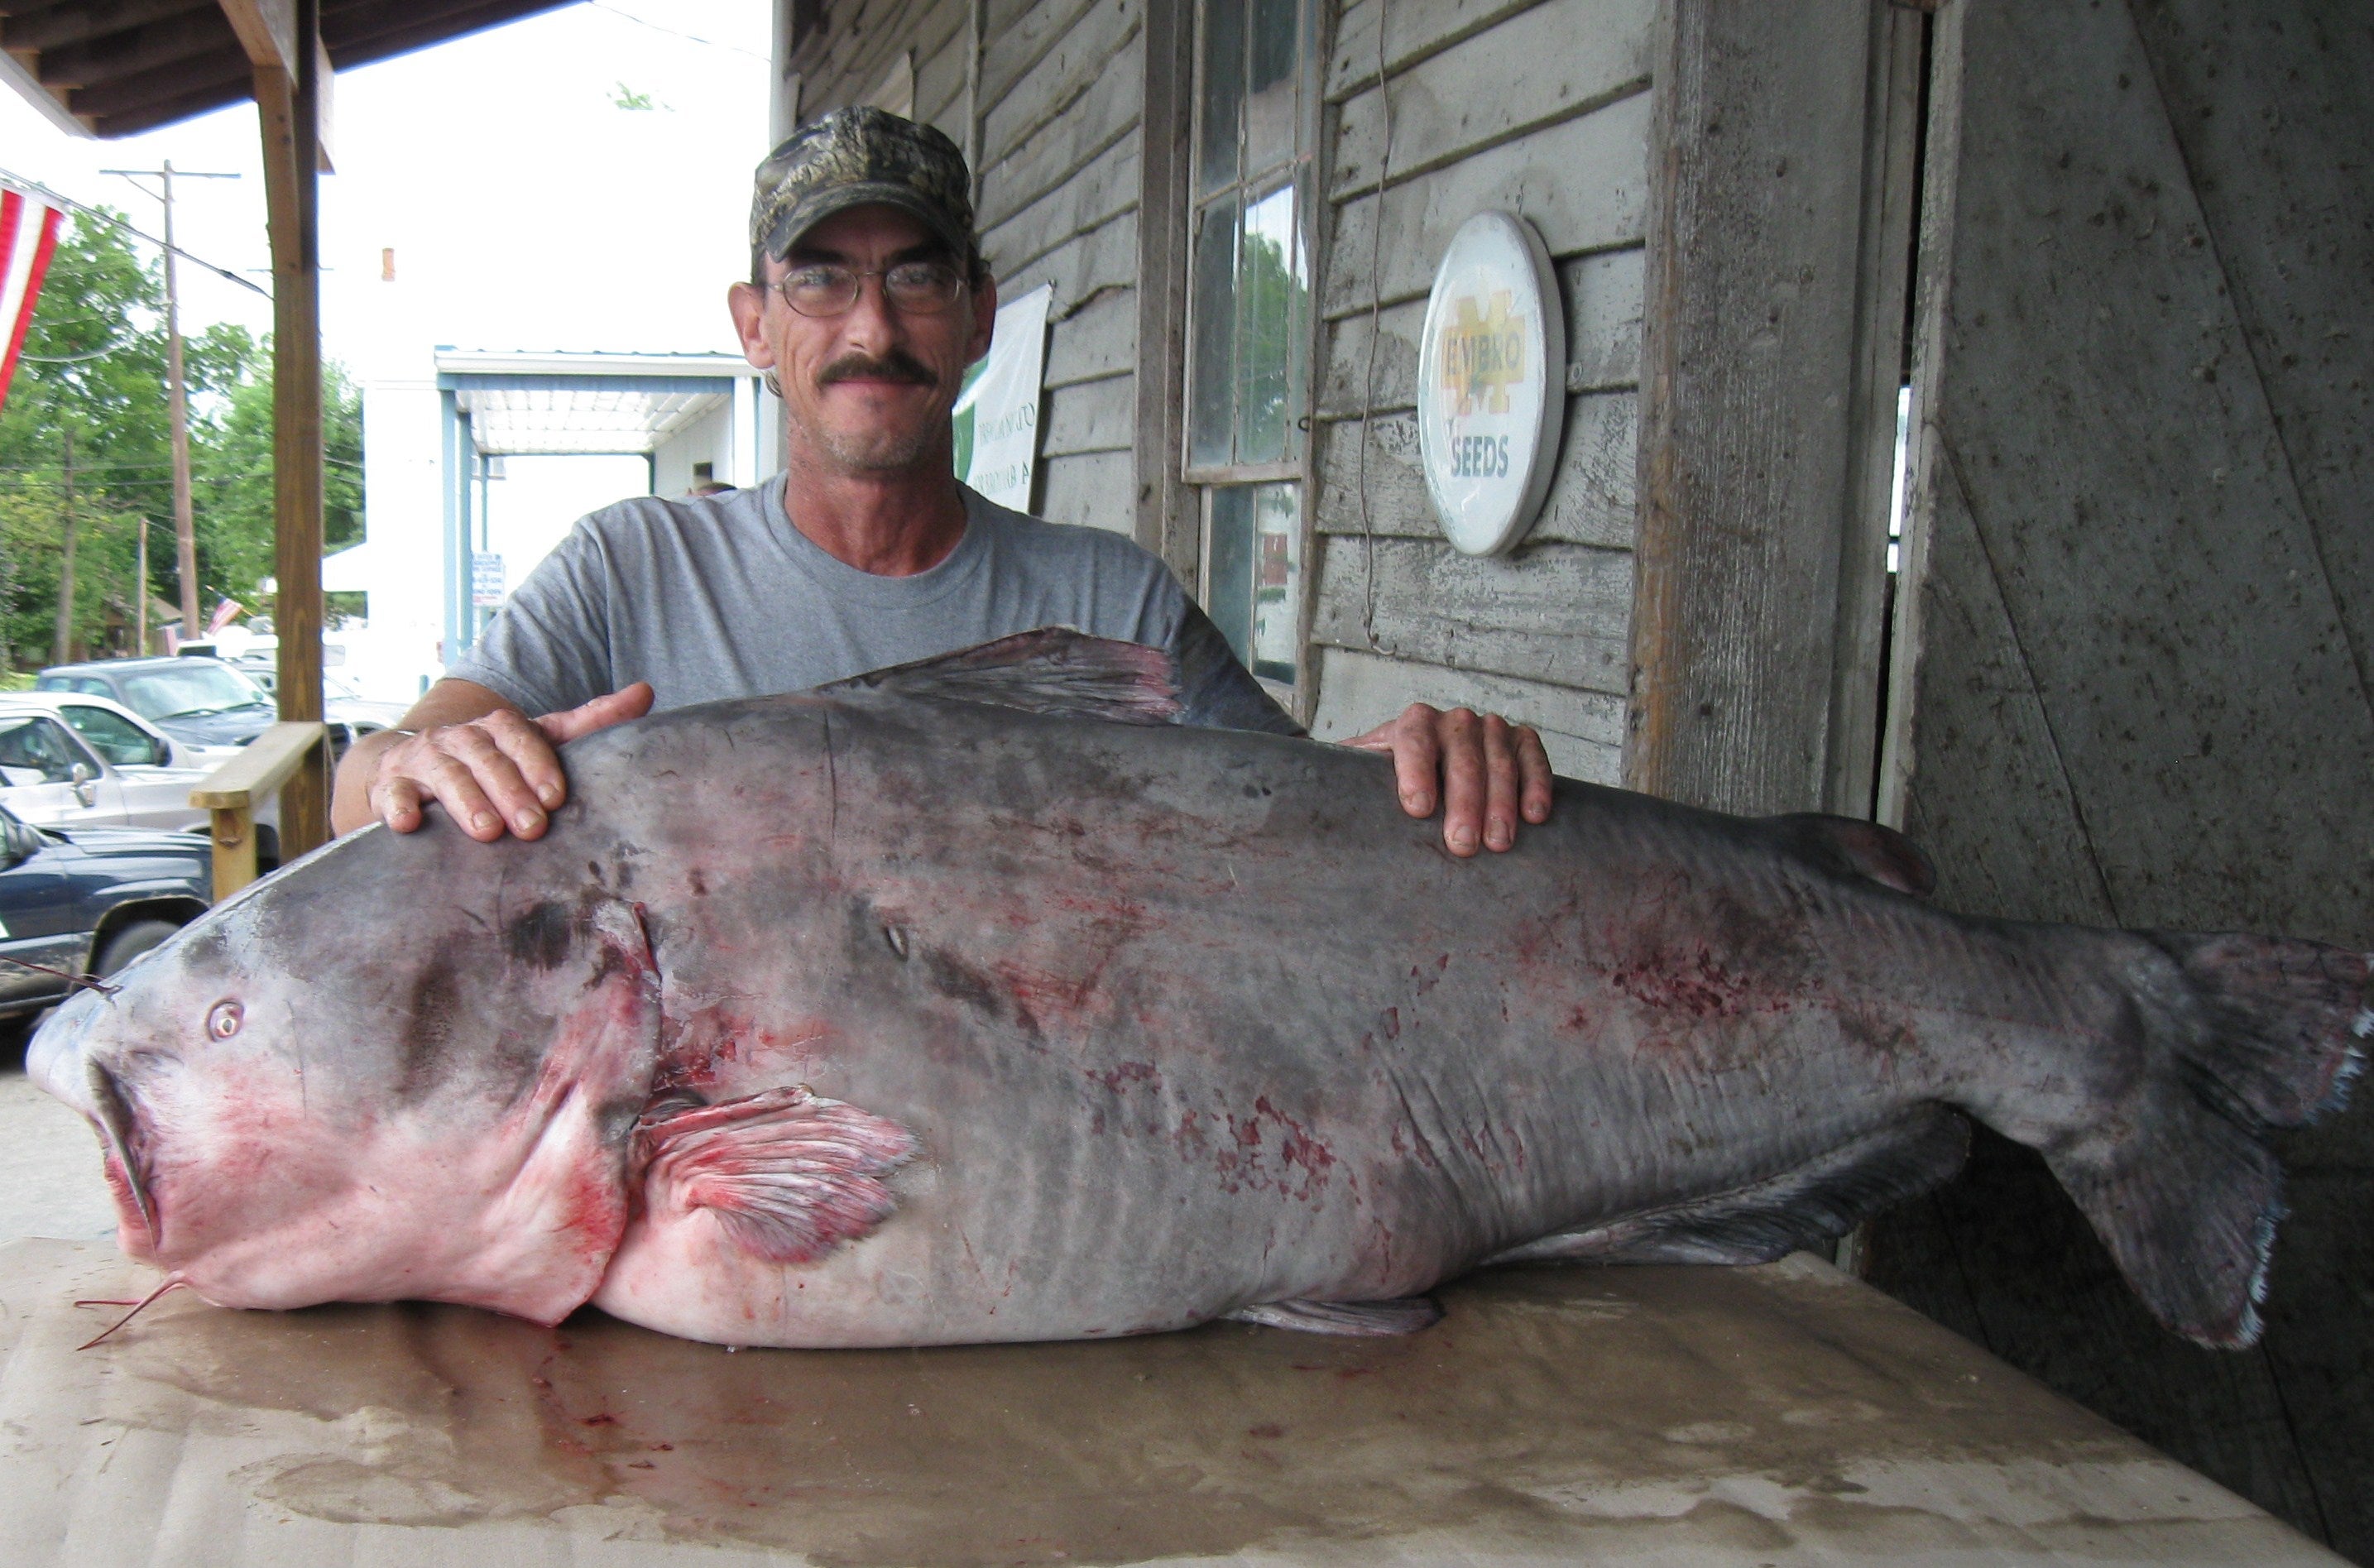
[1302,0,1654,781]
[791,0,1149,543]
[1868,0,2374,1556]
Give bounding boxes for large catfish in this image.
[28,631,2367,1350]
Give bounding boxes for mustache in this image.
[817,350,936,388]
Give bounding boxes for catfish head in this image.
[28,827,663,1326]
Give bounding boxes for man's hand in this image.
[1343,703,1554,856]
[335,683,654,841]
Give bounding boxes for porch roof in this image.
[0,1,579,139]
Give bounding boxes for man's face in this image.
[728,204,996,477]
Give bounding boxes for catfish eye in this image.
[207,1001,243,1040]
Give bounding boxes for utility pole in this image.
[103,161,240,644]
[135,517,150,655]
[53,429,76,665]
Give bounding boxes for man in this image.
[332,108,1552,851]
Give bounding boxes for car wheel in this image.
[94,918,185,977]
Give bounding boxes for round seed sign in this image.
[1415,212,1566,556]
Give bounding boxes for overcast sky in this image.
[2,1,774,381]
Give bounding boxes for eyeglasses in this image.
[772,260,968,318]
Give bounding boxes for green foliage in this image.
[0,211,362,671]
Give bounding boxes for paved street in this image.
[0,1022,118,1247]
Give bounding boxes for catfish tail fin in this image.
[2038,933,2365,1349]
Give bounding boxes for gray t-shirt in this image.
[448,480,1300,735]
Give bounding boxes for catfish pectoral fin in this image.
[635,1086,918,1264]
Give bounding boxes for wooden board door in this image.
[1869,0,2374,1555]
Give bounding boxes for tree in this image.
[0,211,365,668]
[188,325,365,618]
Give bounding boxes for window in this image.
[1186,0,1317,690]
[0,717,97,784]
[60,705,165,769]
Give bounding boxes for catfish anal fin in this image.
[1488,1108,1970,1267]
[635,1086,918,1264]
[1226,1296,1442,1336]
[820,627,1182,726]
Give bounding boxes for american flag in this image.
[0,183,65,415]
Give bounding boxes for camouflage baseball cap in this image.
[750,106,976,266]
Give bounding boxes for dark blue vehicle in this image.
[0,801,210,1023]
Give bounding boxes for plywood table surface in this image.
[0,1238,2339,1567]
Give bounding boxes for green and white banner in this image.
[952,283,1051,512]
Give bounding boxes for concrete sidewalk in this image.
[0,1022,118,1247]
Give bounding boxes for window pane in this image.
[1207,481,1299,685]
[1197,0,1245,199]
[62,707,155,768]
[1243,0,1302,180]
[1249,482,1300,681]
[1207,487,1255,669]
[1187,195,1240,468]
[1233,182,1305,465]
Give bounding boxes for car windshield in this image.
[118,663,271,722]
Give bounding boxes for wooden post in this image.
[1624,0,1923,818]
[252,0,329,859]
[51,428,75,664]
[1132,0,1201,588]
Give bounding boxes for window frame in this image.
[1178,0,1331,706]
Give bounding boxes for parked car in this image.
[228,655,411,740]
[0,800,210,1022]
[0,701,215,833]
[37,655,278,750]
[38,654,392,760]
[4,689,222,770]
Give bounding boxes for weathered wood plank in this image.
[980,0,1142,172]
[1319,246,1644,417]
[981,124,1141,281]
[914,16,970,125]
[2129,0,2374,818]
[1329,0,1652,199]
[1036,447,1135,533]
[1131,0,1199,584]
[1626,0,1914,818]
[992,207,1138,316]
[1870,1,2374,1556]
[802,0,937,110]
[1311,535,1633,694]
[1039,371,1134,457]
[1310,645,1623,783]
[1320,93,1651,319]
[977,30,1143,231]
[2131,17,2374,1548]
[1043,281,1136,387]
[1313,391,1638,549]
[1326,0,1542,103]
[979,0,1100,108]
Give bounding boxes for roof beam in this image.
[1,0,212,55]
[65,41,248,118]
[216,0,295,71]
[35,9,237,89]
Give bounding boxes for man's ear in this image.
[728,281,776,370]
[965,271,999,367]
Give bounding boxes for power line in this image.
[0,166,269,298]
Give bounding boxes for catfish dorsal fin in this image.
[634,1086,917,1264]
[819,627,1182,726]
[1765,813,1937,898]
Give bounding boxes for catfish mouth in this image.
[26,993,163,1256]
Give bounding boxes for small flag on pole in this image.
[1,184,66,415]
